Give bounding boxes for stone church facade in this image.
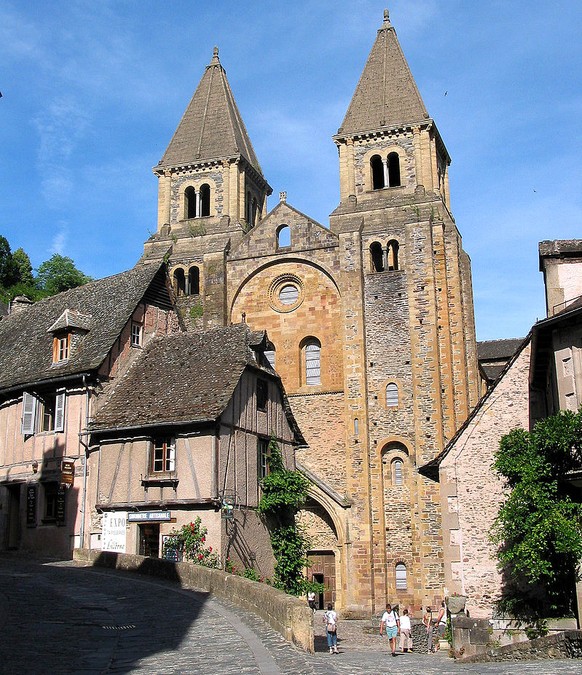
[143,11,480,616]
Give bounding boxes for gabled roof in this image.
[90,324,304,442]
[157,48,263,173]
[337,10,429,137]
[0,263,171,393]
[478,338,525,383]
[419,334,532,482]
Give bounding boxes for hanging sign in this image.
[60,460,75,487]
[26,484,37,527]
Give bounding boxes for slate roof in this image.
[90,324,304,442]
[157,48,263,174]
[337,10,429,136]
[477,338,525,361]
[0,263,170,393]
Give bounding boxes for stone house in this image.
[87,324,303,573]
[0,263,179,557]
[142,10,480,615]
[423,239,582,623]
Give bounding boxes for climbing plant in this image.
[258,436,322,596]
[491,409,582,620]
[163,517,220,568]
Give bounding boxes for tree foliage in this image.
[0,235,91,304]
[491,410,582,619]
[36,254,92,295]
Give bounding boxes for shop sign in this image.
[26,484,37,527]
[127,511,171,522]
[102,511,128,553]
[60,460,75,487]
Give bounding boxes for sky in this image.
[1,0,581,341]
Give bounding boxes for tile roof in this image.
[0,263,169,392]
[477,338,524,361]
[90,324,280,431]
[337,11,429,136]
[157,48,263,173]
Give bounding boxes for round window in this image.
[279,284,299,305]
[269,274,304,313]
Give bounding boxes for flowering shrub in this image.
[163,517,220,568]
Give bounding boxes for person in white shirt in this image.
[399,608,412,652]
[379,603,400,657]
[323,603,338,654]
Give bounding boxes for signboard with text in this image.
[60,460,75,487]
[102,511,128,553]
[127,511,171,523]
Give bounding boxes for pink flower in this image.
[208,547,212,552]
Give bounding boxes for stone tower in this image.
[144,47,272,328]
[145,11,479,616]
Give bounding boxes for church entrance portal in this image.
[308,552,336,608]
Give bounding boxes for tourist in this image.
[323,603,338,654]
[399,608,412,652]
[379,603,400,657]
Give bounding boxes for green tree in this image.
[36,254,91,295]
[12,247,34,286]
[0,235,19,288]
[491,409,582,619]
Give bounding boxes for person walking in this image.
[399,608,412,653]
[433,601,446,651]
[379,603,400,657]
[323,603,338,654]
[307,590,316,613]
[423,606,434,652]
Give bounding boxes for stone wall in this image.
[73,548,314,653]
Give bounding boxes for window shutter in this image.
[54,392,66,432]
[22,392,37,435]
[167,442,176,472]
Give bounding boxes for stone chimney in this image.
[10,295,33,314]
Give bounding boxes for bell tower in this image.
[144,47,272,329]
[329,9,479,611]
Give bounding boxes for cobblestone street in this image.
[0,555,580,674]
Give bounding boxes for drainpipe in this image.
[78,375,91,550]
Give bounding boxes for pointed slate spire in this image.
[159,47,263,173]
[338,9,429,135]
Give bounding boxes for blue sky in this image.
[1,0,581,340]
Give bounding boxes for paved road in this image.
[0,555,580,674]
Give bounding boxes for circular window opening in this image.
[279,284,299,305]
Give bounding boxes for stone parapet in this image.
[458,629,582,663]
[73,548,314,653]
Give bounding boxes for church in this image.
[141,9,480,616]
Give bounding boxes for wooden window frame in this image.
[22,391,65,435]
[151,437,176,474]
[52,333,70,363]
[258,437,269,480]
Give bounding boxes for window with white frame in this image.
[131,322,143,347]
[392,458,404,486]
[151,437,175,473]
[22,391,66,435]
[52,333,70,363]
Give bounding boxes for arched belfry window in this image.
[188,266,200,295]
[173,268,186,296]
[277,225,291,249]
[388,152,401,187]
[199,184,210,217]
[395,563,407,590]
[370,242,384,272]
[302,337,321,386]
[185,186,197,219]
[386,382,399,407]
[387,240,399,271]
[371,154,384,190]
